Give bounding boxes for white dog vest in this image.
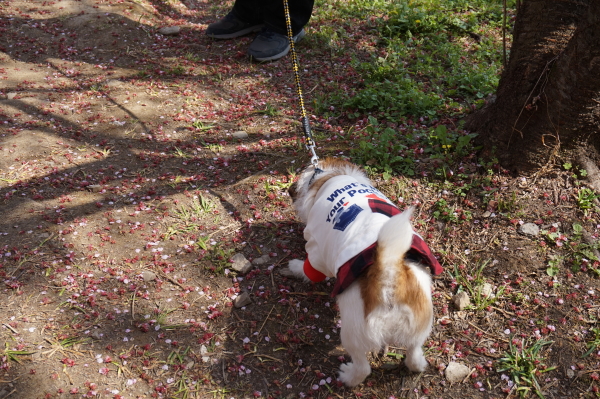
[302,175,442,296]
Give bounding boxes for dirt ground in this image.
[2,1,600,399]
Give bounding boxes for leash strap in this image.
[282,0,319,167]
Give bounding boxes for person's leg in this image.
[261,0,314,36]
[205,0,264,39]
[231,0,263,25]
[247,0,314,62]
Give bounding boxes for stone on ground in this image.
[452,291,471,310]
[445,362,471,383]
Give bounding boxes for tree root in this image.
[576,148,600,259]
[577,148,600,194]
[581,227,600,261]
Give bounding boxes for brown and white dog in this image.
[286,158,442,387]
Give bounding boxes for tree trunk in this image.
[465,0,600,173]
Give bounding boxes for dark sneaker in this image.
[205,12,263,39]
[248,28,306,62]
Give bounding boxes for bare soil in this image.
[1,1,600,399]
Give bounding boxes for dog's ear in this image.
[288,181,298,202]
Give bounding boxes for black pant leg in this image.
[232,0,314,35]
[231,0,263,24]
[248,0,314,35]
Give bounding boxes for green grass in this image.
[350,116,417,179]
[174,196,213,221]
[254,103,281,117]
[584,327,600,358]
[565,223,600,276]
[320,0,509,121]
[497,338,556,399]
[350,117,477,179]
[313,0,511,179]
[3,342,34,364]
[450,259,503,310]
[576,188,599,213]
[191,120,215,131]
[204,244,235,276]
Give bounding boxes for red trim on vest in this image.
[303,258,327,282]
[328,235,443,297]
[409,234,443,276]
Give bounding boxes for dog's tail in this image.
[360,207,432,332]
[376,207,415,262]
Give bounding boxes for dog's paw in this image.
[404,353,428,373]
[338,362,370,387]
[285,259,308,280]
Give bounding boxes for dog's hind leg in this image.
[338,328,371,387]
[404,343,428,372]
[337,286,372,387]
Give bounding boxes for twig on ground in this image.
[252,353,283,363]
[207,222,239,238]
[256,305,275,335]
[158,271,186,290]
[3,323,18,334]
[462,368,477,383]
[130,290,137,324]
[468,321,509,343]
[491,305,516,317]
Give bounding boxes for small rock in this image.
[202,356,210,363]
[234,291,252,308]
[88,184,102,193]
[252,254,271,265]
[7,92,17,100]
[200,345,208,355]
[479,283,494,298]
[230,253,252,274]
[482,211,492,218]
[567,368,575,378]
[186,360,195,369]
[141,270,157,282]
[158,26,181,35]
[91,330,103,340]
[105,79,121,88]
[232,131,248,139]
[445,362,471,383]
[452,291,471,311]
[518,222,540,237]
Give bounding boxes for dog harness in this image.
[302,176,442,297]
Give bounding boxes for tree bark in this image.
[465,0,600,173]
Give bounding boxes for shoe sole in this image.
[249,30,306,62]
[206,24,264,39]
[250,46,290,62]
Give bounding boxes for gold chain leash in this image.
[282,0,319,167]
